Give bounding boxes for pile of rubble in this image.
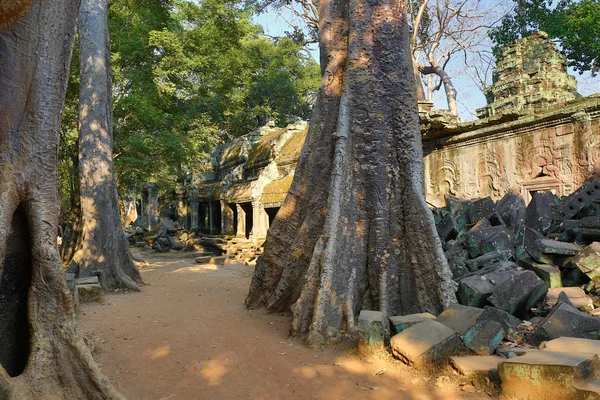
[198,236,263,266]
[359,179,600,398]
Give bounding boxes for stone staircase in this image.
[499,337,600,399]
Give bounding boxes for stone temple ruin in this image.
[152,32,598,245]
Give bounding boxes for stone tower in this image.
[477,31,578,119]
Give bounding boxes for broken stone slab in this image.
[464,249,513,272]
[499,351,600,400]
[76,284,102,303]
[390,320,460,367]
[450,355,505,378]
[389,313,436,334]
[534,302,600,342]
[437,210,468,242]
[497,345,539,357]
[195,256,211,264]
[515,226,545,261]
[445,195,471,216]
[496,192,526,233]
[436,304,504,354]
[75,276,99,285]
[358,310,384,355]
[160,217,178,234]
[546,287,594,311]
[555,178,600,220]
[487,270,547,316]
[482,306,522,336]
[468,197,498,225]
[457,268,514,308]
[210,256,228,265]
[463,319,505,354]
[445,245,469,279]
[525,192,557,235]
[169,236,186,251]
[462,225,514,259]
[527,238,582,265]
[541,337,600,358]
[557,290,576,307]
[572,242,600,280]
[519,257,562,288]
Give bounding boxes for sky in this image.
[253,3,600,122]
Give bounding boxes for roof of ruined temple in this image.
[477,31,578,119]
[245,127,290,170]
[274,123,309,166]
[261,175,294,207]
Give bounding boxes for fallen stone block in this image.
[519,257,562,288]
[445,195,471,216]
[195,256,211,264]
[555,178,600,220]
[464,249,513,272]
[437,211,468,242]
[389,313,436,334]
[169,236,186,251]
[457,268,514,308]
[534,302,600,341]
[463,319,504,354]
[546,287,594,311]
[450,355,505,378]
[496,192,526,233]
[482,306,521,336]
[527,239,582,265]
[358,310,384,355]
[572,242,600,280]
[445,245,469,279]
[541,337,600,358]
[76,284,102,303]
[436,304,484,336]
[390,320,460,367]
[462,225,514,258]
[557,290,576,308]
[499,351,600,400]
[75,276,99,285]
[468,197,498,225]
[525,192,557,235]
[210,256,228,265]
[487,270,547,316]
[515,226,545,261]
[497,345,539,357]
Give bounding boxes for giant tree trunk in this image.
[246,0,456,345]
[68,0,142,291]
[0,1,124,398]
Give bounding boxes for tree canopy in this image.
[58,0,320,207]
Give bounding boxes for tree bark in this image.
[0,1,124,398]
[246,0,456,345]
[68,0,142,291]
[420,64,459,117]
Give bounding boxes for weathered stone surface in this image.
[541,337,600,358]
[464,249,513,272]
[75,276,99,285]
[445,195,471,216]
[499,351,599,400]
[519,257,562,288]
[527,238,582,265]
[468,197,498,224]
[358,310,384,355]
[496,192,526,233]
[547,287,594,311]
[451,355,505,377]
[437,210,468,242]
[389,313,436,334]
[525,192,557,235]
[557,290,576,308]
[463,319,505,354]
[556,179,600,220]
[436,304,484,336]
[573,242,600,281]
[390,320,460,367]
[76,284,102,303]
[482,306,522,336]
[445,245,469,279]
[534,302,600,341]
[457,275,495,307]
[487,270,547,316]
[169,236,186,251]
[462,225,514,258]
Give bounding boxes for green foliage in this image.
[490,0,600,74]
[58,0,320,206]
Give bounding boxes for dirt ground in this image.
[78,251,496,400]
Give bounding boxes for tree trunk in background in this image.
[68,0,141,291]
[246,0,456,346]
[0,1,124,398]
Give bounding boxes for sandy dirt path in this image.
[78,251,495,400]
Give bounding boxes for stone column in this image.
[236,204,246,238]
[187,187,199,230]
[221,201,234,235]
[252,199,268,242]
[208,202,215,234]
[143,182,159,230]
[176,186,187,228]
